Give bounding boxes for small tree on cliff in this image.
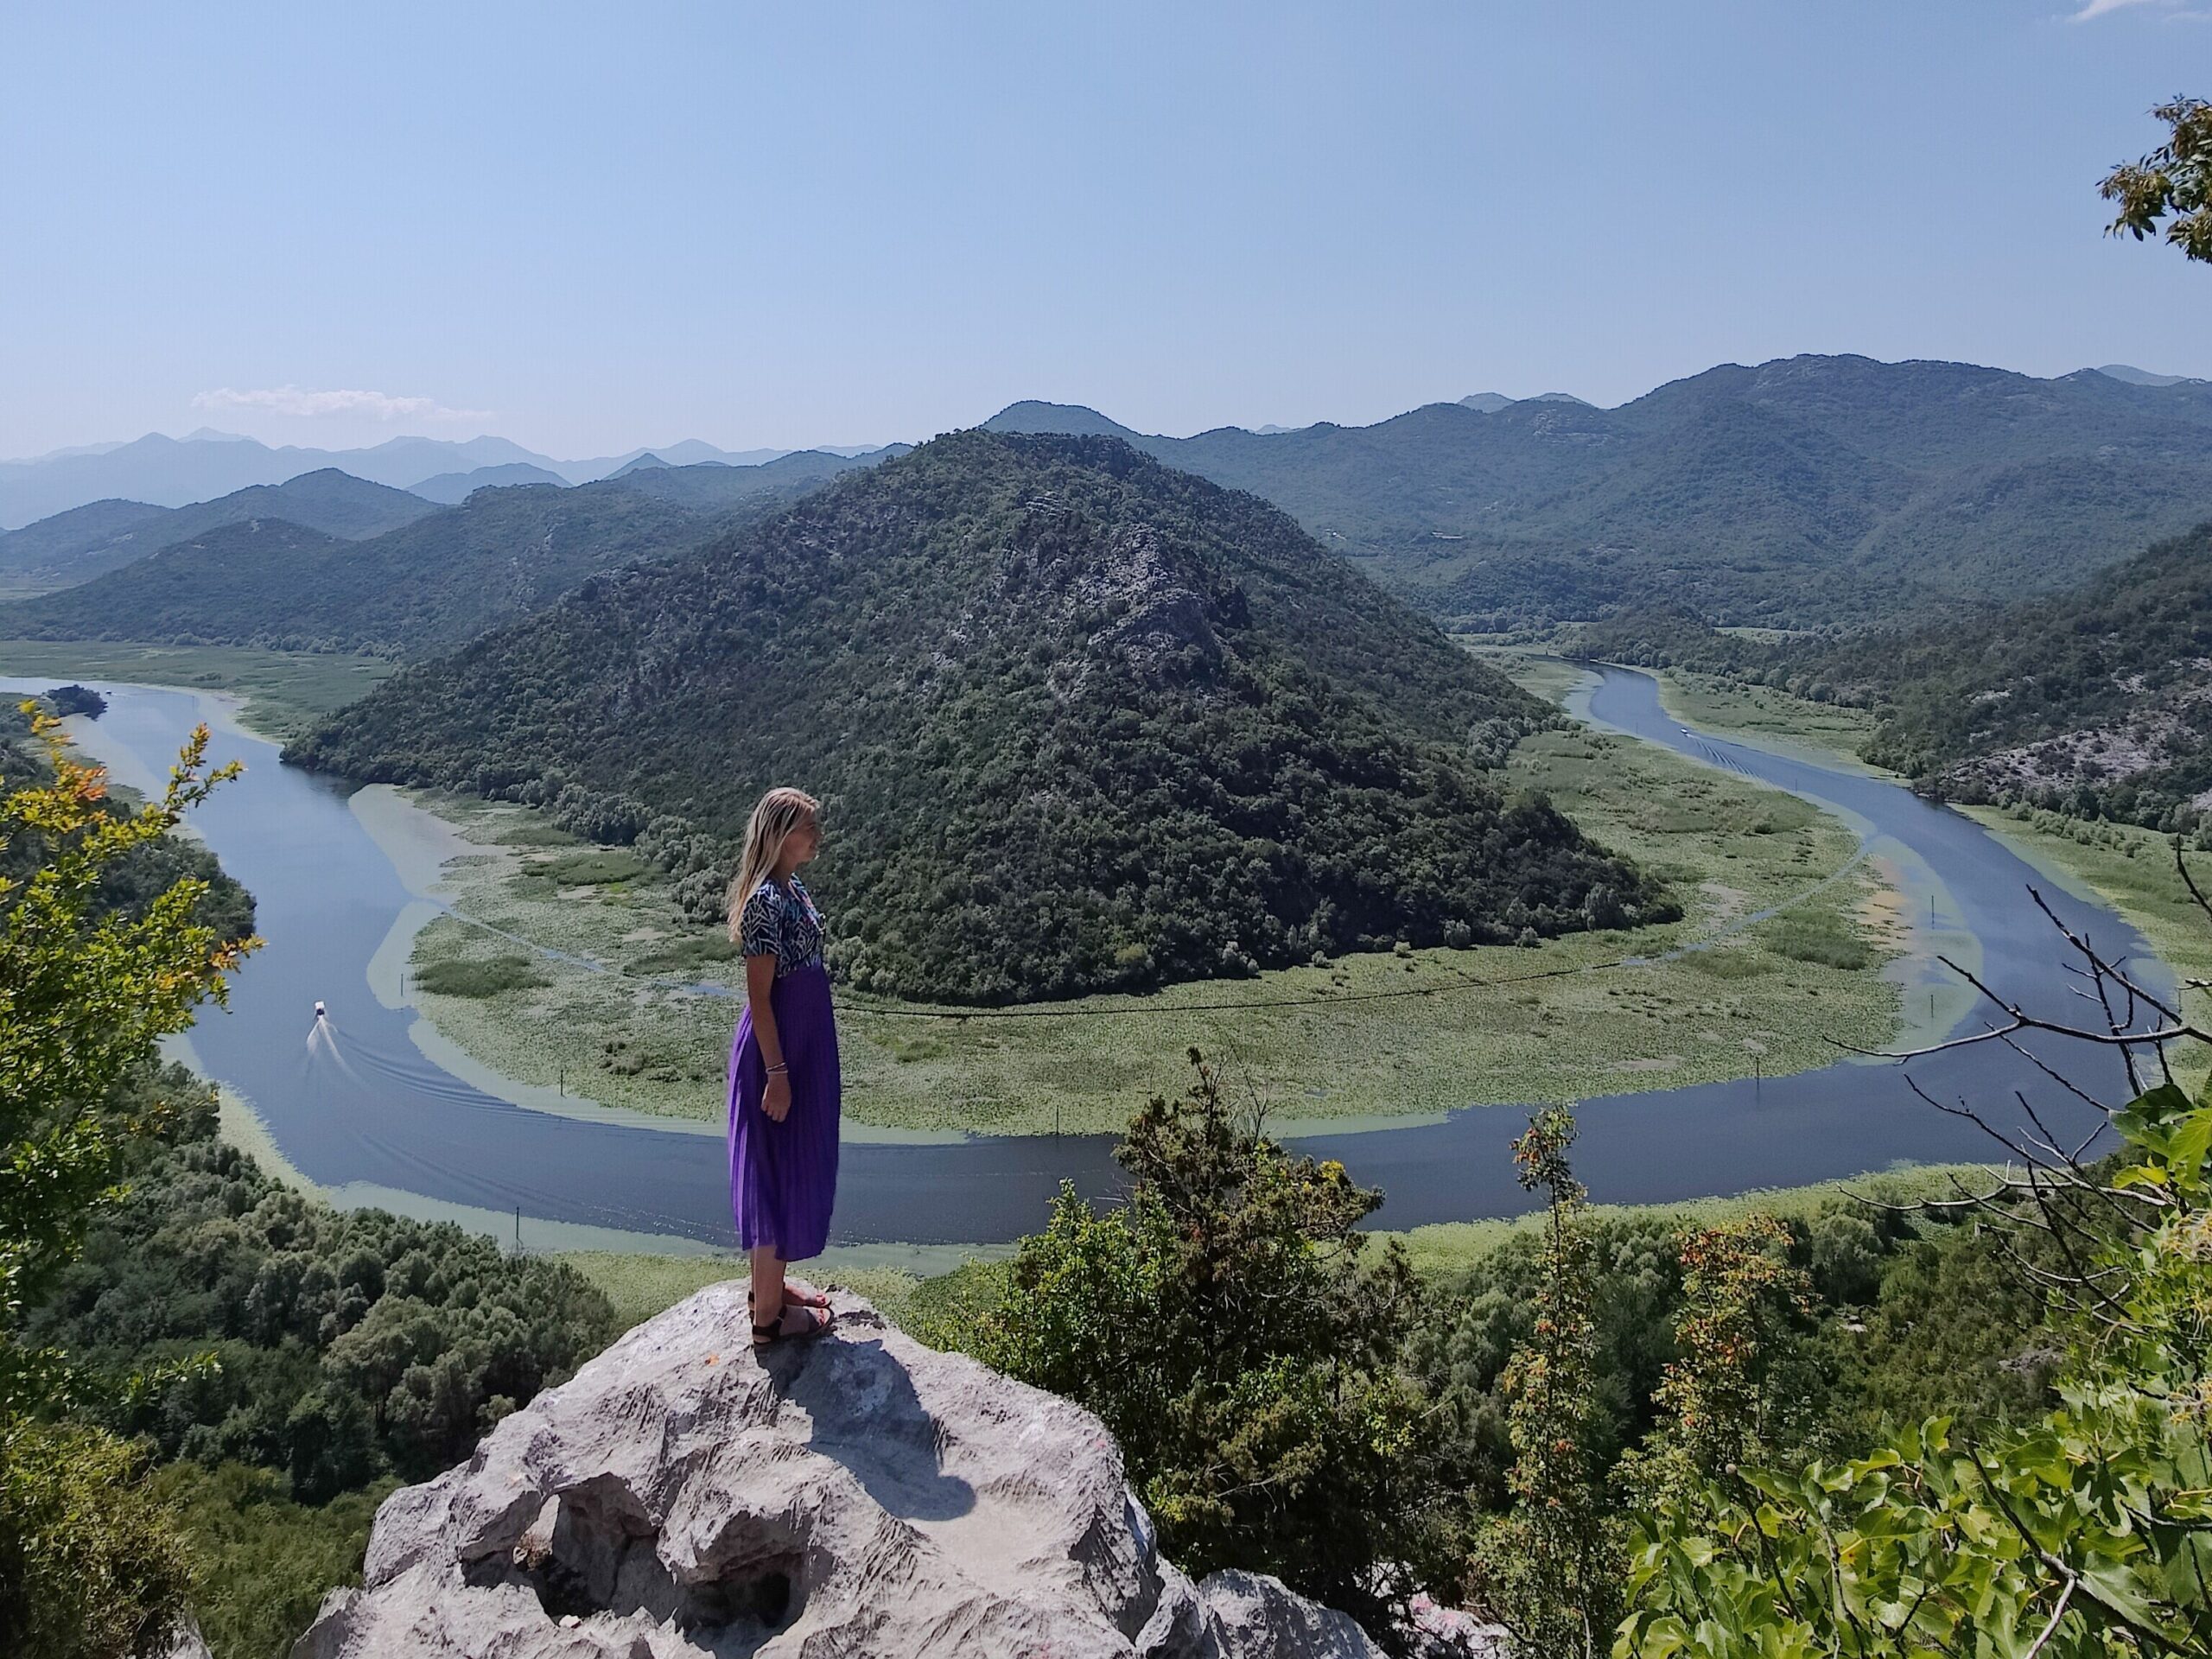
[1617,1212,1810,1513]
[1468,1105,1624,1657]
[973,1050,1452,1637]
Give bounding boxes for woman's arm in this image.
[747,951,792,1122]
[745,952,784,1068]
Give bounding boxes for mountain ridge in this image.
[0,468,435,591]
[0,432,894,528]
[984,354,2212,627]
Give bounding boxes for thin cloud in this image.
[2069,0,2162,17]
[192,385,491,423]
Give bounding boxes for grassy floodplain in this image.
[1645,668,1881,772]
[391,709,1908,1138]
[0,639,394,741]
[1538,658,2211,1095]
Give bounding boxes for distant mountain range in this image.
[2094,364,2209,389]
[0,454,881,657]
[0,469,436,592]
[407,462,569,504]
[982,358,2212,628]
[290,430,1668,1001]
[0,430,890,529]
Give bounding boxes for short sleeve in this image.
[737,884,780,957]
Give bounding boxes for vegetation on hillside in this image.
[973,1054,1448,1632]
[1576,519,2212,836]
[293,432,1670,1002]
[933,995,2184,1655]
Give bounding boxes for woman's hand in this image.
[763,1071,792,1122]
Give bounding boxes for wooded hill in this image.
[0,468,435,592]
[1579,520,2212,831]
[0,461,855,658]
[291,432,1672,1002]
[988,358,2212,629]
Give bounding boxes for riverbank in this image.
[370,710,1910,1138]
[1553,658,2212,1097]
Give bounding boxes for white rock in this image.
[291,1283,1391,1658]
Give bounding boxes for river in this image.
[16,669,2171,1249]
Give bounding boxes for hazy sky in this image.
[3,2,2205,459]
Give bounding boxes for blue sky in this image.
[2,2,2204,458]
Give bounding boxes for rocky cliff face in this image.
[294,1283,1486,1658]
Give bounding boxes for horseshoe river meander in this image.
[15,667,2176,1255]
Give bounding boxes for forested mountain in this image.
[985,357,2212,628]
[0,481,753,658]
[292,431,1669,1002]
[0,468,435,592]
[0,450,900,650]
[1821,523,2212,827]
[0,429,887,527]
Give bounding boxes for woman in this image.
[726,786,841,1347]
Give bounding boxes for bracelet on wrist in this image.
[766,1063,788,1075]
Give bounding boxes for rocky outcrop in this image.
[293,1282,1429,1658]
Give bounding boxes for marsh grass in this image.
[413,954,550,999]
[623,933,743,977]
[1760,907,1877,970]
[1649,669,1881,771]
[518,848,651,888]
[0,639,394,741]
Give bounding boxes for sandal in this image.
[748,1282,832,1314]
[751,1303,836,1348]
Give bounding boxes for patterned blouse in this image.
[737,875,827,978]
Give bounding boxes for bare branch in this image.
[2177,837,2212,930]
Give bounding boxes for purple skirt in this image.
[728,963,841,1260]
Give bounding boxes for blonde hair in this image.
[727,787,822,941]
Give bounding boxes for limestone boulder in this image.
[291,1283,1407,1658]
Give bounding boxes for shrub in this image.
[969,1052,1452,1631]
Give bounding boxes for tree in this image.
[1468,1106,1624,1657]
[1620,1213,1810,1512]
[970,1051,1450,1637]
[2102,98,2212,264]
[0,707,255,1657]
